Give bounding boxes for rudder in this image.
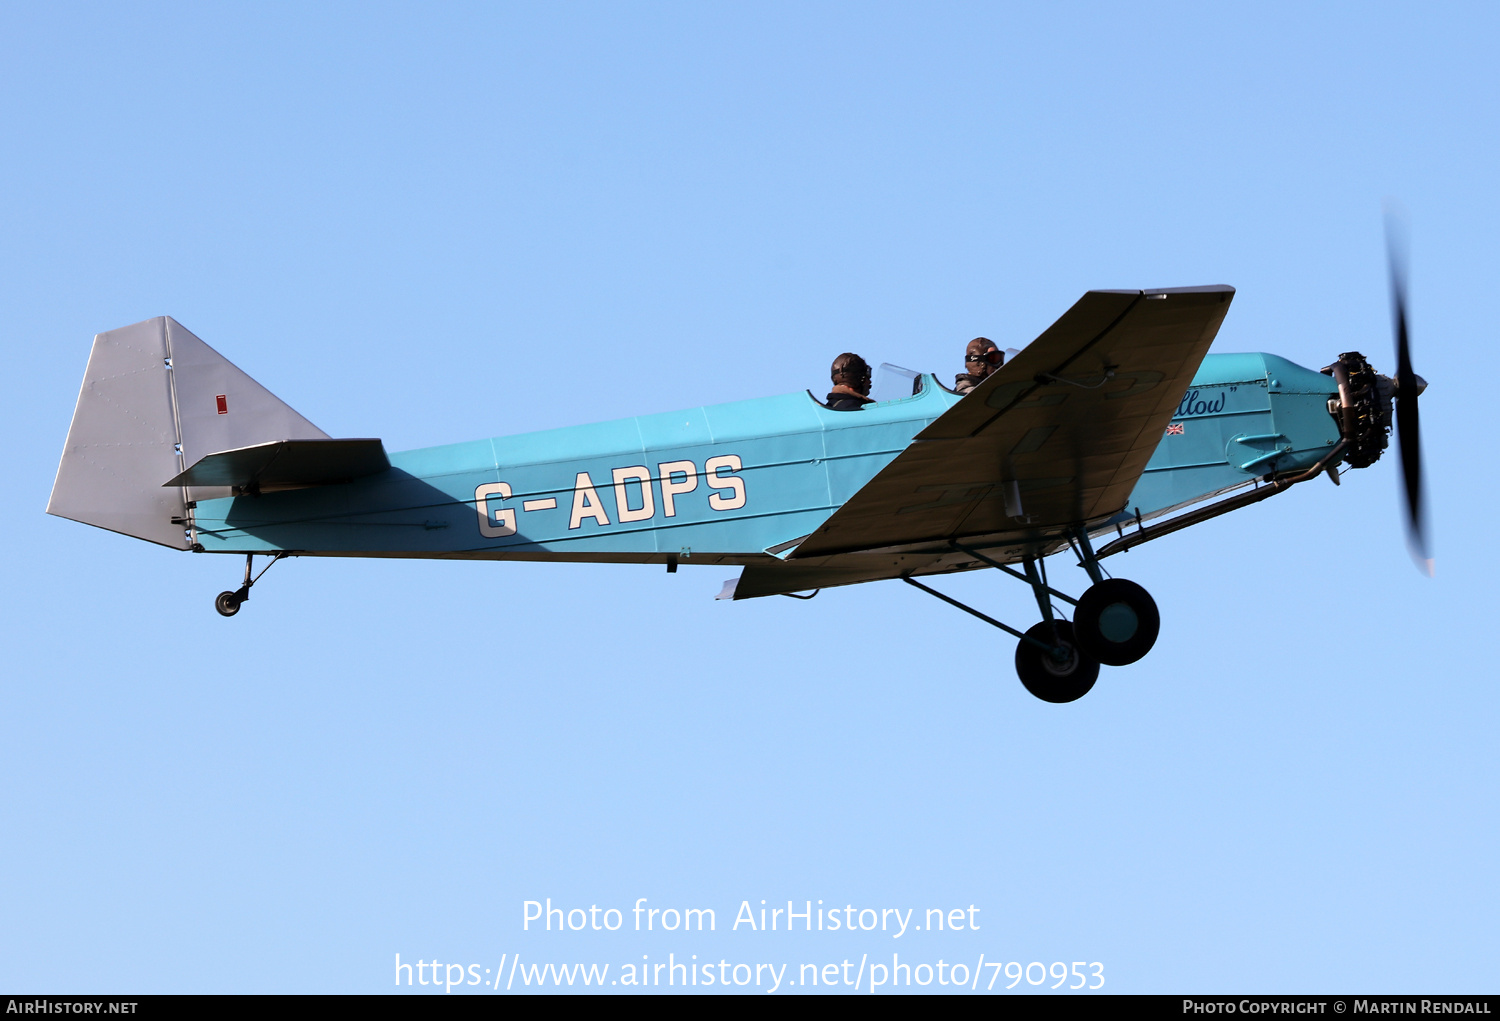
[48,317,329,548]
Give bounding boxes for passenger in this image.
[954,337,1003,393]
[826,353,875,410]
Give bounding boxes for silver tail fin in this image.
[47,317,328,548]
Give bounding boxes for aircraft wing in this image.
[788,286,1235,559]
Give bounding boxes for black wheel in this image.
[214,590,242,617]
[1073,578,1159,666]
[1014,620,1099,703]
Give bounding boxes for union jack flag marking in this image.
[1166,423,1185,435]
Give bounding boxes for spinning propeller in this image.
[1385,212,1432,576]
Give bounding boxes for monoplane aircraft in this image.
[48,273,1427,703]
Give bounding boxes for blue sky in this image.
[2,1,1495,994]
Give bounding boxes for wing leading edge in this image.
[787,286,1236,562]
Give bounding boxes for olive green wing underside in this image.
[788,285,1236,560]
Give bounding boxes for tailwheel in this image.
[1072,579,1159,666]
[213,553,289,618]
[1015,620,1099,703]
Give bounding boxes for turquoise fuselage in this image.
[191,352,1342,563]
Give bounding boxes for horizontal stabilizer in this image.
[165,438,389,491]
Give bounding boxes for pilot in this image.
[954,337,1003,393]
[826,353,875,410]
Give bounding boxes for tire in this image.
[215,591,242,617]
[1073,579,1159,666]
[1014,620,1099,703]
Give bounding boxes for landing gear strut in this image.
[1066,529,1159,666]
[899,533,1161,703]
[214,552,288,617]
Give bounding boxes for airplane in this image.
[47,276,1428,704]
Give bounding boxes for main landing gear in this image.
[902,531,1159,704]
[214,552,289,617]
[1072,578,1159,666]
[1013,619,1098,704]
